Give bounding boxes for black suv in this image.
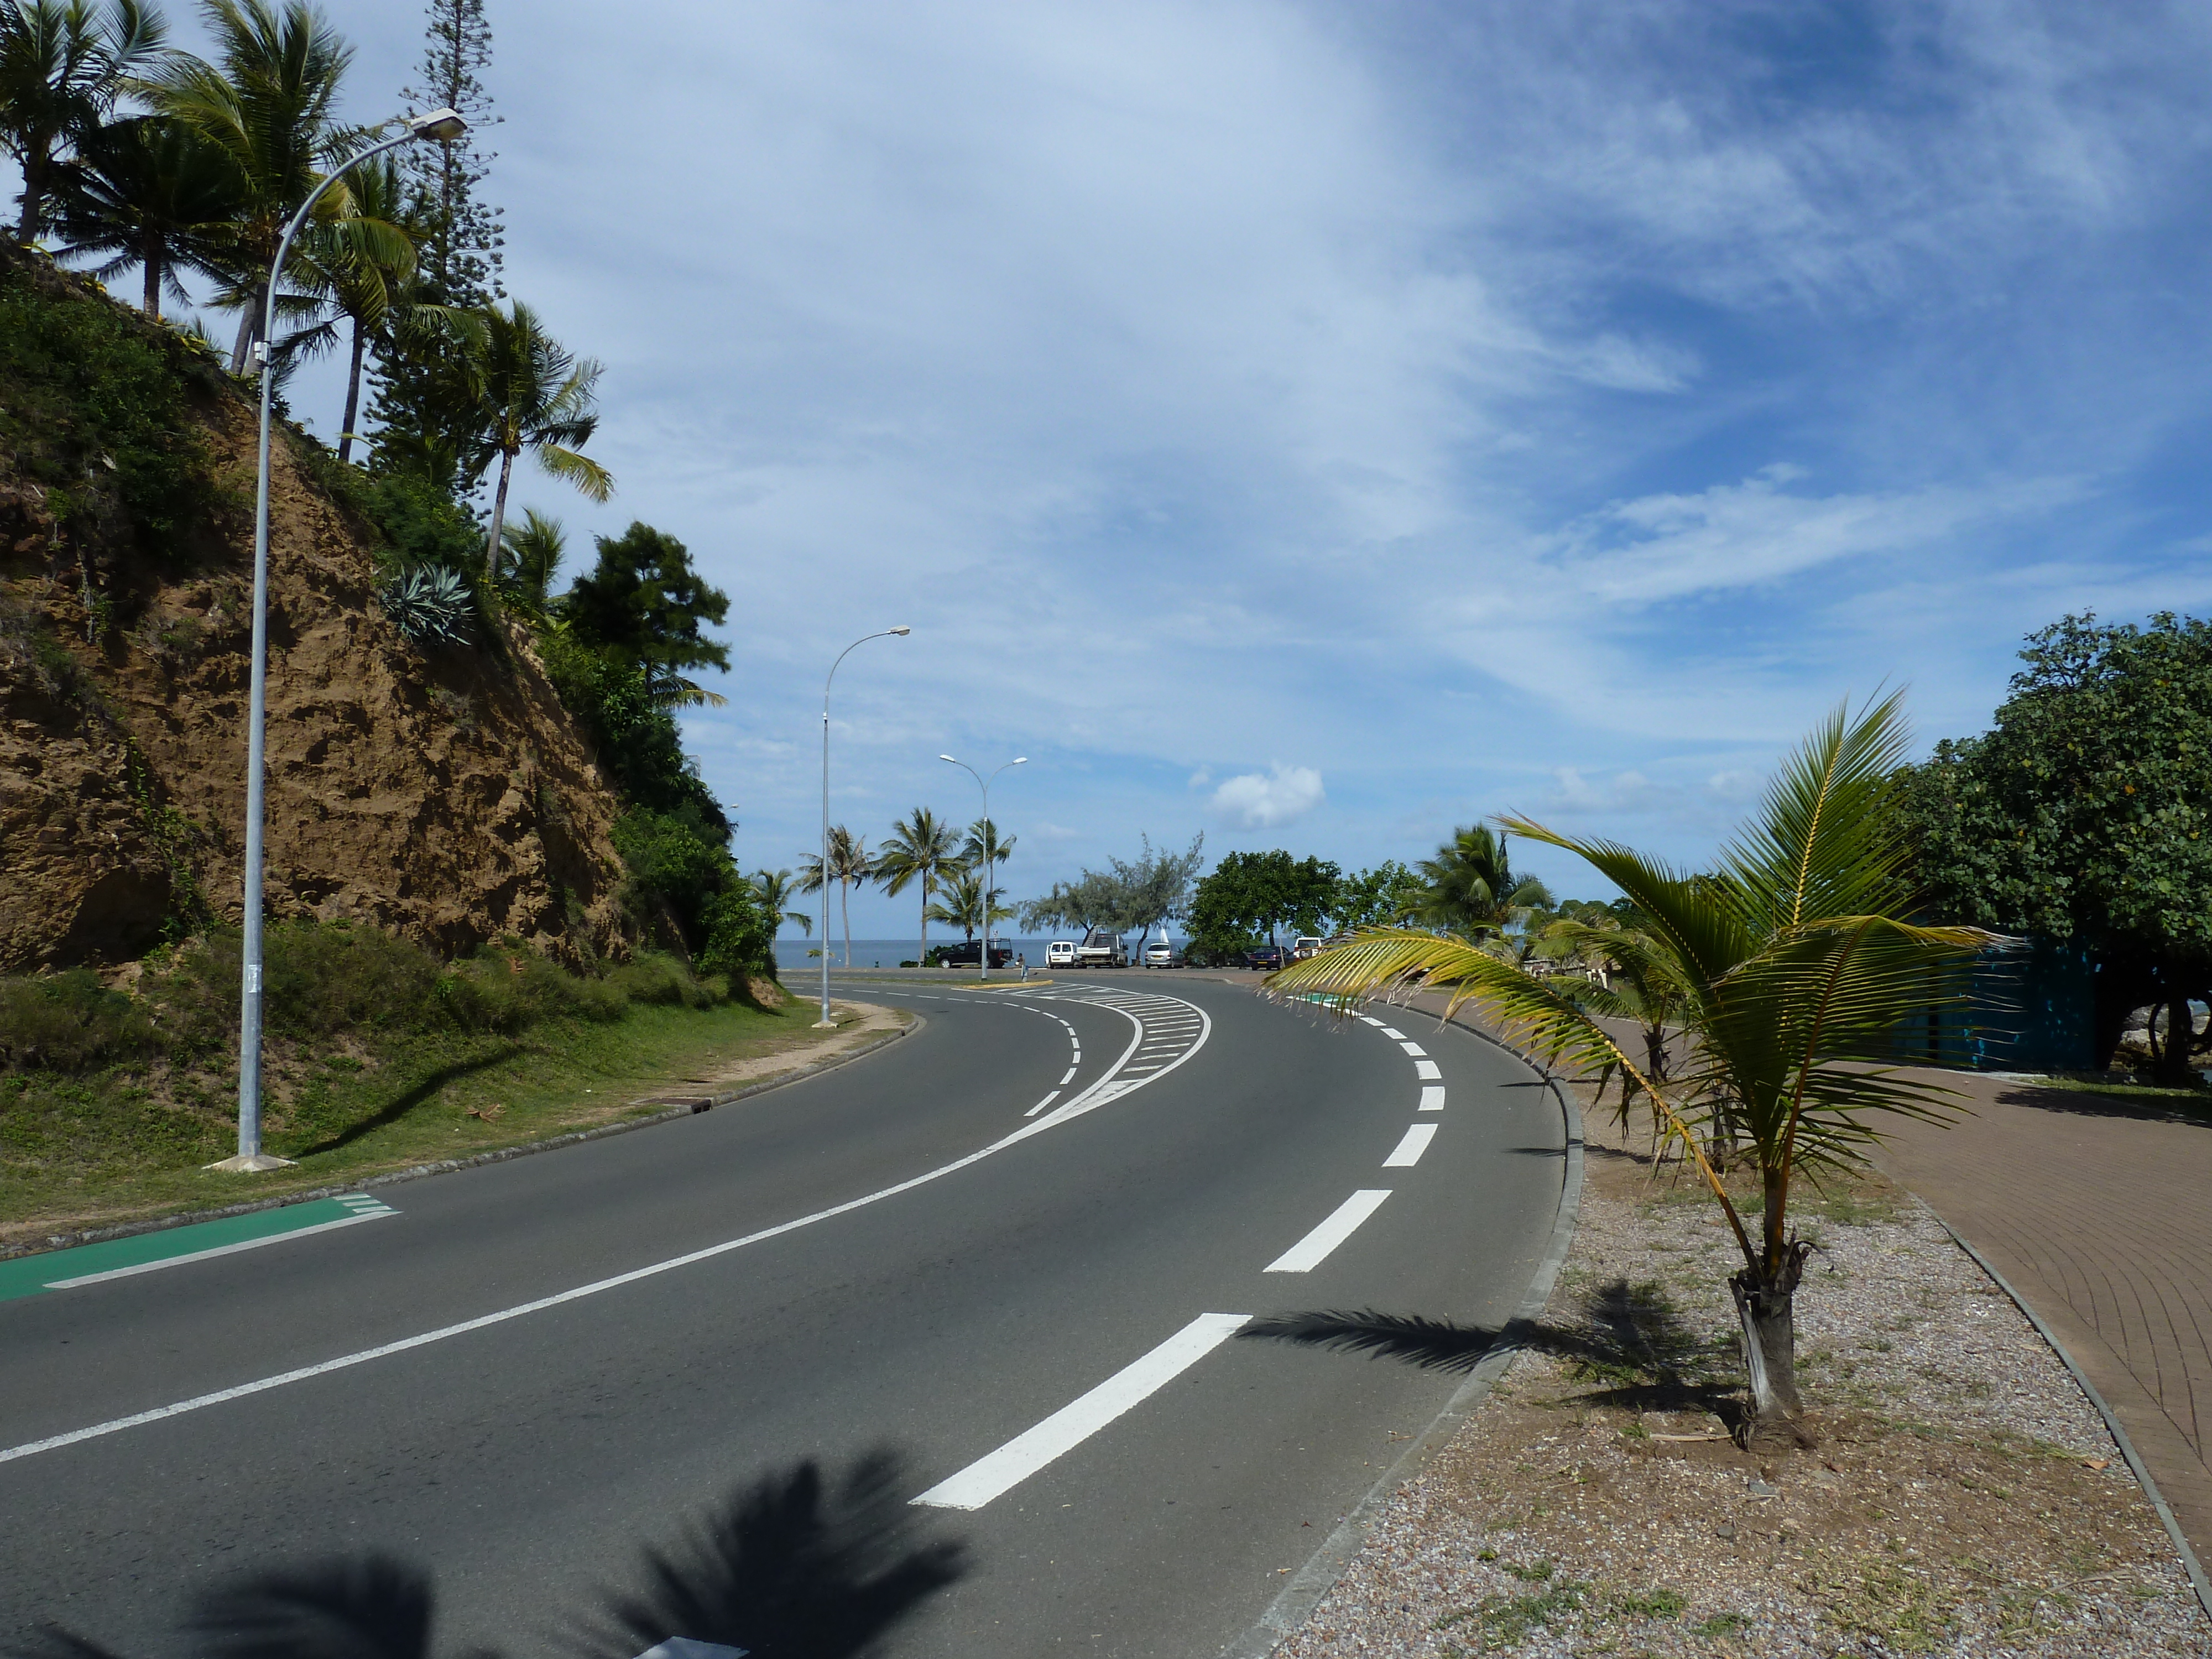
[933,940,1014,968]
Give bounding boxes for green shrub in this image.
[363,471,483,573]
[604,952,714,1009]
[0,969,158,1071]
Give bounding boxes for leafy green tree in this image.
[926,867,1011,945]
[1331,859,1424,931]
[799,826,869,968]
[1,0,166,243]
[1019,869,1119,941]
[153,0,356,372]
[1107,833,1204,957]
[1416,823,1552,938]
[749,868,809,937]
[446,299,610,573]
[1276,695,1991,1443]
[50,110,239,317]
[395,0,500,304]
[1186,849,1340,961]
[1897,612,2212,1080]
[561,520,729,707]
[876,807,964,967]
[539,628,724,832]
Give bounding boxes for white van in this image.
[1046,940,1078,969]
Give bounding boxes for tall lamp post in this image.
[940,754,1025,981]
[214,108,468,1174]
[818,627,911,1027]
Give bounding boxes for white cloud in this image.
[1211,764,1327,830]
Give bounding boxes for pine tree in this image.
[397,0,502,304]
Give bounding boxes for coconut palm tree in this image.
[875,807,964,968]
[799,826,869,969]
[749,868,810,940]
[496,506,563,620]
[49,109,239,316]
[0,0,167,243]
[285,152,421,461]
[447,298,611,578]
[1271,693,1995,1445]
[925,868,1010,946]
[1416,822,1552,940]
[152,0,357,373]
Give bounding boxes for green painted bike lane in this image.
[0,1192,398,1302]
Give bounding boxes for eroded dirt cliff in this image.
[0,252,632,972]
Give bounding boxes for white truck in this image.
[1076,927,1129,969]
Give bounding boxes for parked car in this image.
[935,939,1013,968]
[1046,939,1078,968]
[1291,936,1325,961]
[1143,938,1184,968]
[1077,927,1129,968]
[1244,944,1285,971]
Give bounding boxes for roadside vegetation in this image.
[0,918,818,1241]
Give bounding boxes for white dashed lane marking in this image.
[1265,1190,1394,1273]
[1420,1086,1446,1112]
[1383,1124,1436,1167]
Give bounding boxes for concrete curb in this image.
[1,1013,915,1264]
[1220,1004,1586,1658]
[1928,1211,2212,1623]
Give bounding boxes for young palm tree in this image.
[450,299,612,577]
[49,109,239,316]
[748,869,810,940]
[876,807,964,968]
[496,507,564,620]
[1416,822,1552,940]
[925,868,1011,945]
[0,0,166,243]
[285,152,420,461]
[1272,694,1994,1444]
[799,826,869,969]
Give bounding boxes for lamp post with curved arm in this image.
[940,754,1025,980]
[818,627,911,1026]
[216,108,469,1174]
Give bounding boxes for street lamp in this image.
[818,627,911,1027]
[940,754,1026,981]
[215,108,468,1174]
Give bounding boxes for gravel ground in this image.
[1270,1121,2211,1658]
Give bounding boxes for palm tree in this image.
[451,298,612,577]
[49,109,238,316]
[152,0,356,373]
[286,152,420,462]
[1416,822,1552,939]
[1272,694,1994,1445]
[497,507,563,620]
[748,869,810,939]
[0,0,166,243]
[876,807,964,968]
[925,868,1011,945]
[799,826,869,969]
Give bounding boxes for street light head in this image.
[1012,757,1028,765]
[889,625,912,636]
[408,107,468,142]
[938,753,958,763]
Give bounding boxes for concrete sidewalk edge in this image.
[1219,1005,1587,1658]
[1927,1208,2212,1620]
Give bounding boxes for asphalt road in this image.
[0,975,1566,1658]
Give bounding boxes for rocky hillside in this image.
[0,246,632,973]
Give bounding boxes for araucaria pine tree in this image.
[398,0,501,304]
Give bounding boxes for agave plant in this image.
[377,563,471,647]
[1270,693,1997,1443]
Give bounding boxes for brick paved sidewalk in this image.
[1870,1072,2212,1581]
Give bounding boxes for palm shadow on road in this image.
[13,1451,967,1659]
[1241,1278,1744,1422]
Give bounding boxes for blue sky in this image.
[18,1,2212,936]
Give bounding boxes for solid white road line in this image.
[1415,1059,1442,1080]
[43,1209,397,1290]
[1419,1085,1447,1112]
[1264,1190,1393,1273]
[910,1312,1251,1510]
[1383,1124,1437,1167]
[1399,1041,1427,1057]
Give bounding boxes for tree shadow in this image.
[286,1046,522,1159]
[11,1452,965,1659]
[1991,1081,2212,1129]
[1243,1277,1745,1427]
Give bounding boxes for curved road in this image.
[0,977,1565,1658]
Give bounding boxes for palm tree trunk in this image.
[17,148,50,243]
[841,877,853,969]
[2156,993,2198,1087]
[918,875,930,967]
[485,448,516,579]
[229,286,261,376]
[1735,1172,1812,1441]
[337,319,367,464]
[141,231,163,319]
